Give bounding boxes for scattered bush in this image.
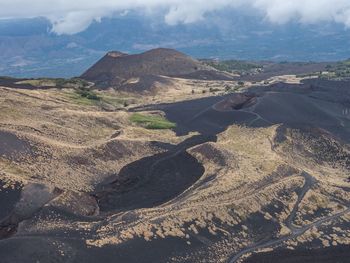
[225,85,232,92]
[209,87,221,93]
[16,77,91,89]
[76,88,101,101]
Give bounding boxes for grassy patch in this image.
[76,88,101,101]
[64,89,135,109]
[64,91,98,106]
[17,78,90,89]
[64,87,137,109]
[130,113,176,130]
[98,94,132,107]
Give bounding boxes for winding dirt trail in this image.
[227,172,349,263]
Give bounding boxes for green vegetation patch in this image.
[64,88,135,109]
[320,60,350,80]
[76,88,101,101]
[201,59,262,74]
[130,113,176,130]
[98,94,131,108]
[16,78,90,89]
[64,87,102,106]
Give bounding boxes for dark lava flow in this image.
[133,79,350,142]
[0,181,21,239]
[131,94,257,136]
[0,181,21,221]
[0,184,62,240]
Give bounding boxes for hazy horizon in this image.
[1,1,350,77]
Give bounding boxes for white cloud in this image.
[1,0,350,34]
[252,0,350,25]
[48,10,112,35]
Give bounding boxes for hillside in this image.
[81,48,234,91]
[0,76,349,263]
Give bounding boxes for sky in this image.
[1,0,350,35]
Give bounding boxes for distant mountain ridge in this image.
[2,15,350,78]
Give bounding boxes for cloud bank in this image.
[1,0,350,34]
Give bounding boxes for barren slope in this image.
[0,78,349,263]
